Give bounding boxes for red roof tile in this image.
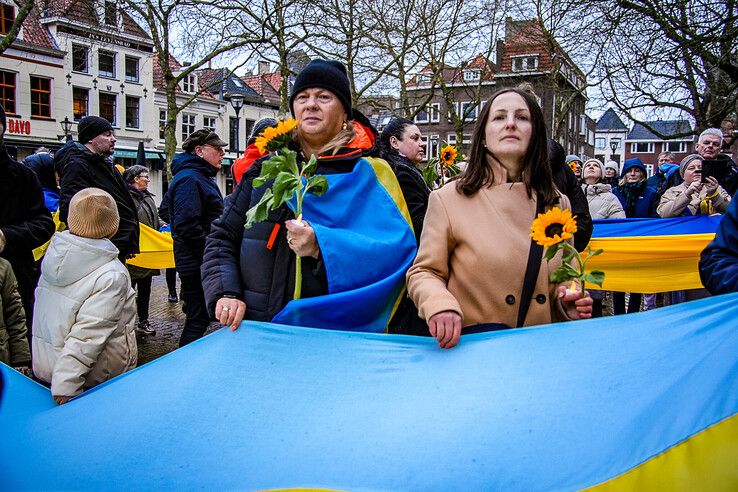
[18,4,56,51]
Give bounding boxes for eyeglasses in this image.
[136,174,150,180]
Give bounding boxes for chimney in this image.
[258,61,270,74]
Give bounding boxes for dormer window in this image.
[0,3,14,35]
[104,1,118,26]
[181,73,196,93]
[417,73,431,84]
[463,69,481,82]
[512,55,539,72]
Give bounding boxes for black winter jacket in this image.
[55,142,139,259]
[0,147,54,317]
[163,152,223,274]
[551,161,593,252]
[383,152,431,243]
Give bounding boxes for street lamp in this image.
[609,140,618,162]
[60,116,73,142]
[229,94,244,156]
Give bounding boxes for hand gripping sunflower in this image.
[245,118,328,300]
[423,144,462,189]
[530,207,605,294]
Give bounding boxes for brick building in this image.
[624,120,694,176]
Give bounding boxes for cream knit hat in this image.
[67,188,119,239]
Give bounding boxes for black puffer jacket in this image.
[55,142,139,259]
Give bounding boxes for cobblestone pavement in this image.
[136,274,221,366]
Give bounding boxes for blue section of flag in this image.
[272,158,417,332]
[2,293,737,490]
[592,215,722,238]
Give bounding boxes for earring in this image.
[342,121,348,131]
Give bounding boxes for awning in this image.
[114,149,164,160]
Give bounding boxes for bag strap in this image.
[516,192,546,328]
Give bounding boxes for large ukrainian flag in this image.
[2,293,737,489]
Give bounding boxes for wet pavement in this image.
[136,274,221,366]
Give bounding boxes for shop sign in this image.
[7,119,31,135]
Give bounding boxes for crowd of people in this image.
[1,60,737,405]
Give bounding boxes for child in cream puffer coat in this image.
[33,188,136,405]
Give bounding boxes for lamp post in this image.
[609,140,618,162]
[60,116,73,142]
[229,94,244,156]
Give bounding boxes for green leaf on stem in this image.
[586,248,604,259]
[306,175,328,196]
[583,270,606,287]
[271,172,300,208]
[244,188,275,229]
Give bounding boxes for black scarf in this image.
[620,181,646,217]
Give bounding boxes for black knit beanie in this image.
[78,116,114,144]
[289,59,352,117]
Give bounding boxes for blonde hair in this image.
[295,121,356,157]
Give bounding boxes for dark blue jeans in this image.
[178,269,210,347]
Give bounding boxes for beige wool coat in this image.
[657,182,731,218]
[407,162,572,329]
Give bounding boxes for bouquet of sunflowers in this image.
[244,118,328,300]
[423,144,462,189]
[530,207,605,294]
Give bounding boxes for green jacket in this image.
[0,257,30,366]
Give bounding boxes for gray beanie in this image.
[680,154,703,177]
[604,160,619,173]
[67,188,119,239]
[583,158,605,179]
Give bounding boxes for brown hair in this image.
[455,88,557,206]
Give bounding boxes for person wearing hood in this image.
[232,117,278,185]
[123,165,161,337]
[612,157,658,314]
[0,104,55,337]
[202,59,416,333]
[161,129,226,346]
[22,152,60,212]
[565,154,583,179]
[32,188,137,405]
[580,158,624,317]
[55,115,139,261]
[603,161,619,187]
[647,151,682,200]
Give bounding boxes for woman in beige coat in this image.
[581,159,626,220]
[407,88,592,349]
[657,154,731,218]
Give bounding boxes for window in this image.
[0,70,16,114]
[414,106,429,124]
[182,113,196,141]
[579,115,587,136]
[125,56,139,83]
[125,96,140,128]
[631,142,654,154]
[181,74,195,93]
[429,103,440,123]
[0,4,14,36]
[229,117,238,151]
[463,69,481,82]
[104,1,118,26]
[511,55,539,72]
[99,92,117,125]
[446,133,457,146]
[203,116,216,132]
[462,134,472,145]
[73,87,88,121]
[99,51,116,78]
[428,135,440,160]
[595,137,606,150]
[417,73,431,84]
[421,136,429,157]
[460,101,478,121]
[72,45,89,73]
[664,141,687,153]
[159,109,166,140]
[30,76,51,117]
[243,118,255,140]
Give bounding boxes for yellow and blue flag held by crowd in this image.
[2,292,737,489]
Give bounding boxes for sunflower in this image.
[530,207,578,248]
[254,118,299,154]
[440,145,457,167]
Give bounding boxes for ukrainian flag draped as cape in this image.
[272,157,417,332]
[2,293,737,489]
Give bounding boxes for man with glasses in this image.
[695,128,738,196]
[161,129,226,347]
[55,115,139,261]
